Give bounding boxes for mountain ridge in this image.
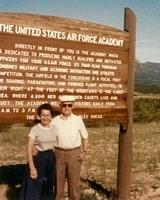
[135,60,160,93]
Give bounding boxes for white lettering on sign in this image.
[42,30,66,39]
[19,65,38,71]
[68,75,90,81]
[84,96,99,100]
[12,93,27,98]
[108,53,119,58]
[26,72,34,78]
[27,80,55,85]
[75,102,91,106]
[59,61,72,66]
[44,60,57,65]
[4,50,29,56]
[0,108,11,113]
[0,86,7,91]
[0,63,17,69]
[62,55,75,60]
[75,88,97,93]
[31,59,42,64]
[50,67,68,73]
[44,46,58,52]
[47,94,56,99]
[6,79,24,84]
[110,96,118,100]
[100,96,109,100]
[40,67,48,71]
[15,101,24,106]
[85,83,97,87]
[90,51,107,57]
[0,18,129,122]
[10,86,24,91]
[15,43,36,50]
[104,59,122,64]
[77,56,94,62]
[0,56,18,62]
[98,37,124,47]
[92,102,104,106]
[101,65,117,70]
[0,24,14,33]
[112,78,121,82]
[77,34,97,44]
[0,93,8,98]
[26,115,35,120]
[100,71,115,76]
[68,82,84,87]
[30,94,45,99]
[70,69,91,74]
[15,26,41,36]
[0,71,23,77]
[0,101,10,106]
[66,32,77,41]
[35,73,52,79]
[105,102,115,106]
[0,24,125,47]
[39,53,60,59]
[91,115,103,119]
[19,58,29,63]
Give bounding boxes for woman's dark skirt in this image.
[19,150,56,200]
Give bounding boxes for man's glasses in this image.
[61,103,73,108]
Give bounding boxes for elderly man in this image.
[53,95,89,200]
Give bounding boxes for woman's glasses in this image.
[61,103,73,108]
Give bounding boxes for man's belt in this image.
[55,146,80,151]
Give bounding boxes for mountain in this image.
[134,61,160,93]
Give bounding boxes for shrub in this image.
[133,98,160,122]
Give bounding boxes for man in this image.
[53,95,89,200]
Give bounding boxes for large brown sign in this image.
[0,13,129,123]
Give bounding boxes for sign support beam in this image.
[117,8,136,200]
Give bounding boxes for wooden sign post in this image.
[0,8,136,199]
[117,8,136,199]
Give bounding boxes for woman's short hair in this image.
[37,103,54,117]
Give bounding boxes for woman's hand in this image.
[30,167,38,179]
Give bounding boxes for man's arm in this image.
[79,137,89,161]
[32,144,39,156]
[82,137,89,153]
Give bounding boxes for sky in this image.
[0,0,159,63]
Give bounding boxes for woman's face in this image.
[39,109,52,126]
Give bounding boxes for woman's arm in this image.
[27,137,38,179]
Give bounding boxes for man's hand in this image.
[78,152,86,161]
[32,145,38,156]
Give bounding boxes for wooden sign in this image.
[0,13,129,123]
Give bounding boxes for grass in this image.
[1,122,160,199]
[133,96,160,122]
[0,97,160,199]
[1,121,160,199]
[131,122,160,199]
[0,124,28,166]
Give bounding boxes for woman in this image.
[19,103,56,200]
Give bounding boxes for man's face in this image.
[60,101,73,117]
